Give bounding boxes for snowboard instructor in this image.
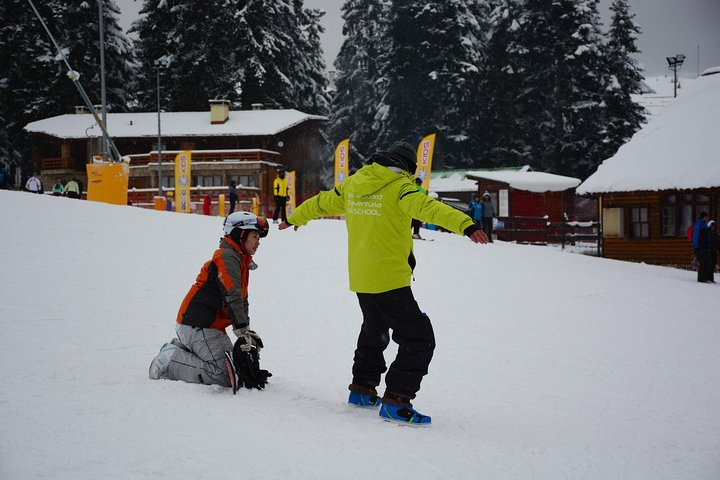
[279,141,488,425]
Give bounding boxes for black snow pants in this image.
[272,196,287,222]
[353,287,435,400]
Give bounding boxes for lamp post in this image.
[666,54,686,98]
[154,59,164,197]
[98,0,108,162]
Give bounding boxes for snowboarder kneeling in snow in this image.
[149,211,271,390]
[279,141,488,425]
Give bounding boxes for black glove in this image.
[232,334,272,390]
[463,224,480,237]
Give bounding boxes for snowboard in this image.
[224,351,238,394]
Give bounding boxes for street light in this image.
[666,54,686,98]
[154,59,165,196]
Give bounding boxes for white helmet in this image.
[223,211,269,238]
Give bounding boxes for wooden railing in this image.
[41,157,74,169]
[495,216,600,251]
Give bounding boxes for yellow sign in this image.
[86,160,129,205]
[174,150,192,213]
[286,171,296,217]
[416,133,436,191]
[334,138,350,187]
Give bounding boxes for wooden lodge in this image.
[578,67,720,268]
[23,101,327,213]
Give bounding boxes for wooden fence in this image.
[494,216,600,253]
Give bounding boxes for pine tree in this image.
[291,2,331,115]
[0,0,55,169]
[130,0,177,111]
[477,0,529,167]
[372,1,424,150]
[48,0,134,113]
[504,0,611,178]
[372,0,488,167]
[327,0,387,168]
[235,0,328,112]
[1,0,133,172]
[412,0,487,168]
[604,0,646,156]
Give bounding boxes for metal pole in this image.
[98,0,107,162]
[673,64,677,98]
[156,62,162,197]
[26,0,121,161]
[697,44,700,77]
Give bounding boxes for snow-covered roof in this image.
[429,170,479,192]
[429,166,580,193]
[24,109,327,139]
[578,70,720,194]
[467,165,581,193]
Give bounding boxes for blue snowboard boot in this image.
[379,394,431,425]
[347,384,381,408]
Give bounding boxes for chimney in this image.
[210,99,230,124]
[74,105,90,114]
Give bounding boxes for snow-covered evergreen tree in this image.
[412,0,488,168]
[327,0,387,168]
[498,0,610,178]
[50,0,134,112]
[1,0,132,172]
[291,2,331,115]
[130,0,177,111]
[235,0,329,113]
[372,0,488,167]
[604,0,646,156]
[477,0,528,167]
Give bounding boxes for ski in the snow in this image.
[224,351,238,394]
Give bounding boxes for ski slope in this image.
[1,190,719,480]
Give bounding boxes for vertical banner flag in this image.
[175,150,192,213]
[416,133,436,191]
[286,171,297,218]
[334,138,350,187]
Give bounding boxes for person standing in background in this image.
[51,178,64,196]
[25,173,43,194]
[411,177,427,239]
[481,191,495,242]
[228,180,238,214]
[64,178,81,199]
[272,167,289,224]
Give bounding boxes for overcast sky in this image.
[117,0,719,77]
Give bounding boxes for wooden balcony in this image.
[41,157,74,170]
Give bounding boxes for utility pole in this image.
[155,59,163,197]
[98,0,108,162]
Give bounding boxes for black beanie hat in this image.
[387,141,417,173]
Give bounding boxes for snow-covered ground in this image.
[1,190,719,480]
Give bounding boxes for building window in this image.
[194,175,222,187]
[663,192,712,237]
[161,176,175,189]
[229,174,257,188]
[602,207,624,237]
[661,195,676,236]
[630,207,649,239]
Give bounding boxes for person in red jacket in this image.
[148,211,269,387]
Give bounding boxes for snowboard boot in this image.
[379,393,431,425]
[148,343,179,380]
[348,383,381,408]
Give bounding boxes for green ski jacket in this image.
[288,162,474,294]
